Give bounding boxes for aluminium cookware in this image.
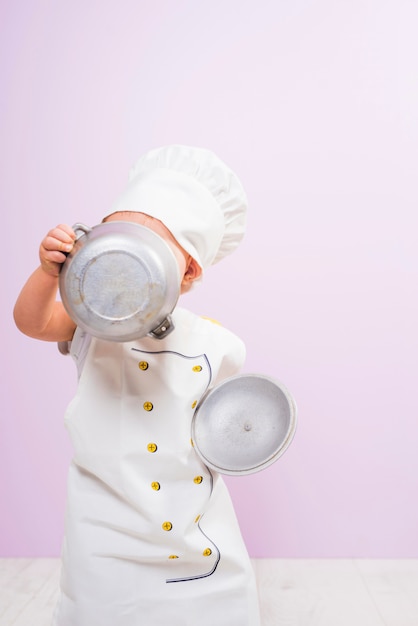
[191,374,297,475]
[59,221,181,341]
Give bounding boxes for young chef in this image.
[14,145,261,626]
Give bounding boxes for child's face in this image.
[103,211,201,293]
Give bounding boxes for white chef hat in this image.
[107,145,248,272]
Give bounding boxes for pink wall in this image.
[1,0,418,558]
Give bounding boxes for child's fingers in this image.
[44,225,76,250]
[55,223,76,239]
[39,224,77,275]
[42,249,69,264]
[42,234,74,254]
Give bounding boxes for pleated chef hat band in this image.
[107,145,248,271]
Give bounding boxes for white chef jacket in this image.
[52,307,260,626]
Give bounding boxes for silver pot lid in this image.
[191,374,297,475]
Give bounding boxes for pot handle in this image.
[148,315,175,340]
[72,223,92,241]
[61,223,92,262]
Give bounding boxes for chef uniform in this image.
[52,146,261,626]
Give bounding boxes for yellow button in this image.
[162,521,173,531]
[191,400,197,409]
[192,365,202,372]
[194,476,203,484]
[143,401,153,411]
[168,555,179,559]
[195,515,201,523]
[138,361,149,370]
[203,548,212,557]
[147,443,158,453]
[151,482,160,491]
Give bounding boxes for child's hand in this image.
[39,224,76,277]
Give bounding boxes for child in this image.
[14,145,261,626]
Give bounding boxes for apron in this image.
[53,307,260,626]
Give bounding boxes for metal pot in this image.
[59,221,181,341]
[191,374,297,475]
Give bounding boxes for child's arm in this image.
[13,224,77,342]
